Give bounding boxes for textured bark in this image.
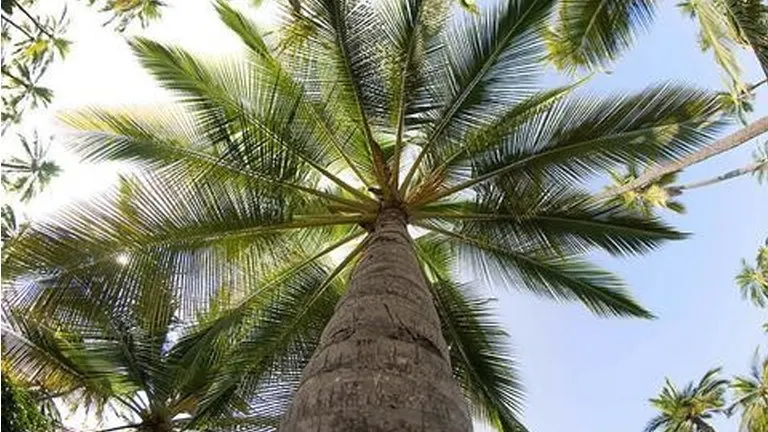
[281,208,470,432]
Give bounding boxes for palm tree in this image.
[607,166,687,216]
[2,0,731,429]
[729,351,768,432]
[1,131,61,203]
[1,230,343,431]
[605,141,767,212]
[665,157,767,196]
[645,368,729,432]
[546,0,767,82]
[547,0,768,197]
[735,240,768,307]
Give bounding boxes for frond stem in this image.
[329,10,392,198]
[400,2,540,194]
[2,14,35,39]
[76,130,373,212]
[11,0,55,40]
[391,3,428,199]
[417,117,731,205]
[21,215,371,286]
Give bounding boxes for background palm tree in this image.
[1,0,732,429]
[546,0,768,198]
[735,239,768,307]
[607,166,686,215]
[645,368,729,432]
[1,131,61,203]
[596,118,768,202]
[729,351,768,432]
[546,0,767,83]
[1,131,61,244]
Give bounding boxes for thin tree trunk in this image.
[692,418,716,432]
[281,207,470,432]
[594,115,768,201]
[91,424,144,432]
[666,159,767,195]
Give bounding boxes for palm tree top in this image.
[1,131,61,203]
[2,0,732,429]
[729,350,768,432]
[646,368,729,432]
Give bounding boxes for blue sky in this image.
[489,3,767,431]
[6,0,766,430]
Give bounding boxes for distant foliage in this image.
[1,131,61,203]
[737,240,768,307]
[83,0,165,32]
[608,166,685,216]
[729,351,768,432]
[1,374,52,432]
[645,368,729,432]
[0,0,165,129]
[1,0,70,130]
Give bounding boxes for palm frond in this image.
[408,83,584,201]
[415,235,527,431]
[378,0,450,189]
[214,0,378,188]
[127,37,373,203]
[419,223,653,318]
[681,0,747,92]
[402,0,556,193]
[280,0,392,191]
[60,106,373,211]
[546,0,656,72]
[425,84,726,202]
[187,237,366,426]
[723,0,768,78]
[415,182,685,258]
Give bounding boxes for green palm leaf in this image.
[421,84,725,203]
[2,132,61,203]
[646,368,728,432]
[681,0,746,92]
[729,350,768,431]
[546,0,656,72]
[416,235,526,431]
[2,0,733,429]
[402,0,556,192]
[419,222,653,318]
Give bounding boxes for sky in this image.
[3,0,767,431]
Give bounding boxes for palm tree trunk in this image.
[666,159,767,195]
[281,207,470,432]
[594,115,768,201]
[692,418,716,432]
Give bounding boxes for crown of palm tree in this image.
[2,0,730,429]
[645,368,729,432]
[1,131,61,203]
[736,240,768,307]
[729,351,768,432]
